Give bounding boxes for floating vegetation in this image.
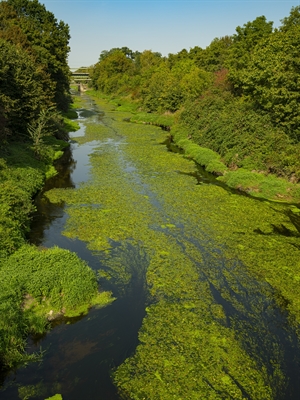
[43,94,300,399]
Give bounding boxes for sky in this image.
[42,0,300,68]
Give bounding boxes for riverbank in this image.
[0,135,69,258]
[0,107,114,372]
[86,90,300,204]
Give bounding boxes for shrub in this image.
[0,245,102,369]
[179,93,300,179]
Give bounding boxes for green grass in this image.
[62,109,78,119]
[171,125,228,176]
[70,94,86,109]
[218,169,300,201]
[130,111,175,128]
[62,117,80,132]
[87,89,176,127]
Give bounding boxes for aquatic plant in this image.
[44,94,300,398]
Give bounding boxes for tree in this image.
[92,50,134,94]
[136,58,183,112]
[227,16,273,90]
[235,26,300,140]
[99,47,138,62]
[231,15,273,53]
[0,1,30,48]
[137,50,163,75]
[4,0,71,111]
[0,39,48,139]
[280,5,300,32]
[200,36,233,72]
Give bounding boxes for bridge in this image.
[70,67,92,92]
[70,67,91,82]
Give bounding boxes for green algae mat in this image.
[45,95,300,399]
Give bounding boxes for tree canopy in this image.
[0,0,71,142]
[90,6,300,180]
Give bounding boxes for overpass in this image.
[70,67,91,82]
[70,67,91,92]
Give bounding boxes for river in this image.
[1,94,300,400]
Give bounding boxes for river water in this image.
[1,94,300,399]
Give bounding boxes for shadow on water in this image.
[204,256,297,397]
[206,264,300,399]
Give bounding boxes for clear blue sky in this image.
[42,0,299,68]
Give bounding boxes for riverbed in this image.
[1,94,300,400]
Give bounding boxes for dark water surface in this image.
[1,95,300,400]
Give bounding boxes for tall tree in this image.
[4,0,71,111]
[92,50,134,93]
[234,26,300,140]
[280,5,300,31]
[0,38,48,139]
[200,36,233,72]
[227,16,273,93]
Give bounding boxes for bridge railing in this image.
[70,68,92,82]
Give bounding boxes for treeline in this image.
[0,0,71,144]
[91,7,300,181]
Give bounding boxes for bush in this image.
[179,93,300,179]
[0,245,101,369]
[218,169,300,200]
[171,125,228,175]
[1,245,98,310]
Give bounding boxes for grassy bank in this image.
[0,136,69,258]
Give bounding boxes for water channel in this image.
[1,94,300,399]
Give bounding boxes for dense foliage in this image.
[0,115,71,259]
[0,0,71,143]
[0,133,114,371]
[0,145,45,258]
[0,245,99,369]
[90,6,300,183]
